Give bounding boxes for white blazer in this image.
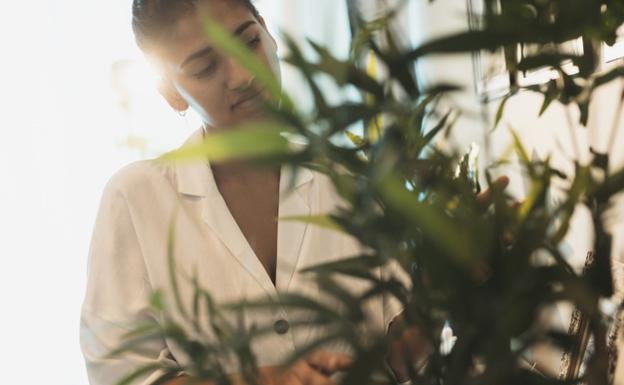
[80,128,407,385]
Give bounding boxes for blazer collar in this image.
[174,128,315,299]
[175,128,314,197]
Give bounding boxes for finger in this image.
[388,337,420,382]
[398,326,432,359]
[305,350,353,373]
[502,201,521,247]
[296,362,335,385]
[386,323,432,382]
[476,176,510,208]
[257,366,292,385]
[283,361,311,385]
[387,312,405,337]
[390,325,432,362]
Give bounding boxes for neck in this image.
[210,159,280,181]
[202,115,271,135]
[201,120,279,178]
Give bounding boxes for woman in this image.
[80,1,423,385]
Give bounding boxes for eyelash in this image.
[247,35,261,49]
[194,35,261,79]
[195,62,217,79]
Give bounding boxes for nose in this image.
[225,56,255,91]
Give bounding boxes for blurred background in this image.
[0,0,622,384]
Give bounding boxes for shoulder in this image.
[102,159,176,204]
[104,129,204,195]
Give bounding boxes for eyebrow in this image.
[181,20,257,68]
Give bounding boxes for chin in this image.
[233,107,268,124]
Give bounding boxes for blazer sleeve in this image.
[80,175,179,385]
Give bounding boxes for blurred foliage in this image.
[114,1,624,385]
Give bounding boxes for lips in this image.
[231,89,263,111]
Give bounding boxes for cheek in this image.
[177,78,228,120]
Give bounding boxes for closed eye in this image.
[247,35,261,49]
[194,61,218,79]
[193,35,260,79]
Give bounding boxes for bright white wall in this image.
[0,2,193,384]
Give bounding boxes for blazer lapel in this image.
[176,129,278,300]
[276,166,314,292]
[175,129,315,298]
[201,163,281,301]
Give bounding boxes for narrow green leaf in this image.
[300,254,385,274]
[595,166,624,201]
[278,214,345,233]
[224,293,341,320]
[200,13,294,112]
[375,173,479,265]
[160,123,291,163]
[592,65,624,90]
[346,130,367,148]
[494,92,513,129]
[307,39,385,98]
[509,127,530,164]
[149,290,164,312]
[283,36,330,115]
[405,30,520,62]
[517,53,583,72]
[422,110,452,147]
[120,323,162,343]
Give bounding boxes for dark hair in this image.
[132,0,261,52]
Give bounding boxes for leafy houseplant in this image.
[114,1,624,384]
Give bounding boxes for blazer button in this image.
[273,319,290,335]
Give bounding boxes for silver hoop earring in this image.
[177,109,187,117]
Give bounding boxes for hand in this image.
[304,350,353,376]
[384,177,515,382]
[385,313,432,383]
[245,350,353,385]
[473,175,517,281]
[475,175,510,209]
[168,350,352,385]
[477,175,523,243]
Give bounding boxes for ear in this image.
[157,78,189,113]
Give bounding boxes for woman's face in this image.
[154,0,280,129]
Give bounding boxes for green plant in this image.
[114,1,624,384]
